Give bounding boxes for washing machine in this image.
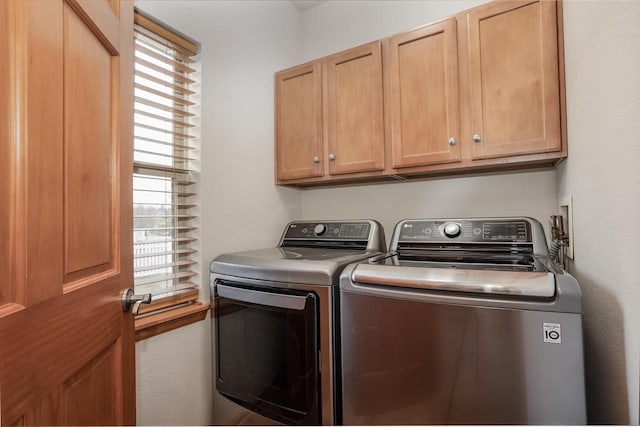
[339,217,586,425]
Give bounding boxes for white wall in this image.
[133,1,302,424]
[136,316,214,425]
[558,1,640,423]
[301,170,558,241]
[300,0,485,61]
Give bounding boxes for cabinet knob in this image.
[329,154,335,161]
[448,137,457,146]
[473,134,482,143]
[312,156,319,164]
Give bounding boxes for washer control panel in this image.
[398,219,531,243]
[284,222,372,240]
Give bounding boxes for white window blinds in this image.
[133,13,200,315]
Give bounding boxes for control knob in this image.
[443,222,461,238]
[314,224,327,236]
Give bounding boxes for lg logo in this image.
[543,322,562,344]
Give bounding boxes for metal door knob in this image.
[473,134,482,143]
[448,137,457,146]
[312,156,319,164]
[121,288,152,315]
[329,154,335,161]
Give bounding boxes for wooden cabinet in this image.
[387,18,461,169]
[274,61,323,181]
[275,42,384,183]
[275,0,566,186]
[468,0,561,159]
[325,42,385,176]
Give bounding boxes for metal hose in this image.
[549,239,562,261]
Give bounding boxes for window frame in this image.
[132,9,207,339]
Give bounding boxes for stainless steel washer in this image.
[210,220,386,425]
[339,217,586,425]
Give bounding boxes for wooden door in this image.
[0,0,134,425]
[324,42,384,176]
[387,18,461,169]
[468,0,561,160]
[275,61,323,182]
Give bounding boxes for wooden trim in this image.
[0,303,25,319]
[66,0,120,55]
[282,155,563,188]
[133,11,197,55]
[135,288,198,315]
[135,302,209,342]
[556,0,568,157]
[119,1,136,423]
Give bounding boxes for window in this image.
[133,11,200,316]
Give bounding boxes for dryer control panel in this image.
[284,221,371,240]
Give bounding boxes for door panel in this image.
[388,18,460,168]
[0,0,134,425]
[64,343,118,426]
[24,389,64,426]
[19,0,65,306]
[275,62,323,181]
[63,2,114,278]
[0,0,12,307]
[469,0,560,159]
[0,279,124,424]
[325,42,384,175]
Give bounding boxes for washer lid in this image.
[350,262,556,298]
[210,247,384,286]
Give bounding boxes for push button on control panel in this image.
[314,224,327,236]
[443,222,461,238]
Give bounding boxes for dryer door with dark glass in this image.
[215,280,320,425]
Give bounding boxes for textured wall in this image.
[136,318,214,425]
[558,1,640,423]
[301,170,558,242]
[300,0,484,61]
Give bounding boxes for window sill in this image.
[135,302,210,342]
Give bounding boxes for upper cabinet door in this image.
[388,18,461,169]
[275,62,323,181]
[468,0,561,160]
[325,42,384,175]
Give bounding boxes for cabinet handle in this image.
[448,137,457,146]
[312,156,319,164]
[473,134,482,143]
[329,154,335,161]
